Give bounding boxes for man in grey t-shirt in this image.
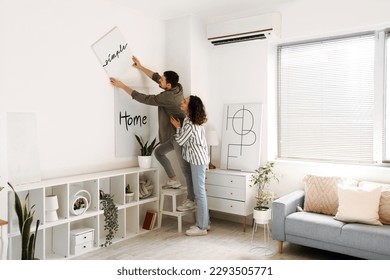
[109,56,195,211]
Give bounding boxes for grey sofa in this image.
[272,190,390,259]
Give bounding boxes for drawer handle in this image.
[84,236,87,239]
[83,245,86,248]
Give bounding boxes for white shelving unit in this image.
[6,167,159,260]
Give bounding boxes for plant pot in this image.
[253,207,271,224]
[125,192,134,203]
[138,156,152,169]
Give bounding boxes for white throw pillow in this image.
[334,184,382,226]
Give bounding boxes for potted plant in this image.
[99,190,119,247]
[250,161,279,223]
[8,182,40,260]
[125,184,134,203]
[135,134,159,168]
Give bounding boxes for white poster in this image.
[7,112,41,186]
[91,26,151,156]
[220,103,263,172]
[91,26,132,78]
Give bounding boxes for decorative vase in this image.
[138,156,152,169]
[45,195,59,222]
[70,190,91,216]
[253,207,271,224]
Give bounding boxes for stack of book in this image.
[142,210,157,230]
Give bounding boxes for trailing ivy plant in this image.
[100,191,119,247]
[8,182,40,260]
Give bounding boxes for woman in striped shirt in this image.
[170,95,210,236]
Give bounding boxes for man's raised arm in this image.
[132,56,155,79]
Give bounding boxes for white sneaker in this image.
[185,226,207,236]
[177,199,195,211]
[164,178,181,189]
[190,224,211,231]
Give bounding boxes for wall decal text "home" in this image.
[119,111,148,131]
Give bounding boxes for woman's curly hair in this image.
[188,95,207,125]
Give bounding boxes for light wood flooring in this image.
[73,217,358,260]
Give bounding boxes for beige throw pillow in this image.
[379,187,390,225]
[303,175,355,216]
[359,181,390,225]
[334,185,382,226]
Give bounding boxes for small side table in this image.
[0,220,8,260]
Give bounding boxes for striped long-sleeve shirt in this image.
[174,117,209,165]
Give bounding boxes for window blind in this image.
[277,33,375,163]
[385,32,390,162]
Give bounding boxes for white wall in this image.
[0,0,166,219]
[199,0,390,199]
[0,0,165,179]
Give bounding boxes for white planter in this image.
[125,193,134,203]
[253,208,271,224]
[138,156,152,168]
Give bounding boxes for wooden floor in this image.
[73,217,358,260]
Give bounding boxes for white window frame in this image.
[276,31,390,165]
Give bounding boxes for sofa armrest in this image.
[272,190,305,241]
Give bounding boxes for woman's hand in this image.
[170,117,181,128]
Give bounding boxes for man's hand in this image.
[131,55,154,79]
[132,56,142,69]
[109,77,134,96]
[109,77,125,89]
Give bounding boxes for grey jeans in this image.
[154,137,195,201]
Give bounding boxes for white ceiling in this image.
[110,0,282,20]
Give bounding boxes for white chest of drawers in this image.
[205,169,255,231]
[70,227,95,256]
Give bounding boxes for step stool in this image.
[158,186,195,232]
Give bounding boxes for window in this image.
[385,32,390,162]
[277,33,376,164]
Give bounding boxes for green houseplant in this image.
[8,182,40,260]
[135,134,159,156]
[250,161,279,211]
[135,134,159,168]
[99,190,119,247]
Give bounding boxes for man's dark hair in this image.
[164,71,179,88]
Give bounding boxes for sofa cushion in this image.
[359,181,390,225]
[379,188,390,225]
[340,223,390,256]
[303,174,357,216]
[285,212,345,244]
[334,185,382,226]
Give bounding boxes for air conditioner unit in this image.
[207,13,281,46]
